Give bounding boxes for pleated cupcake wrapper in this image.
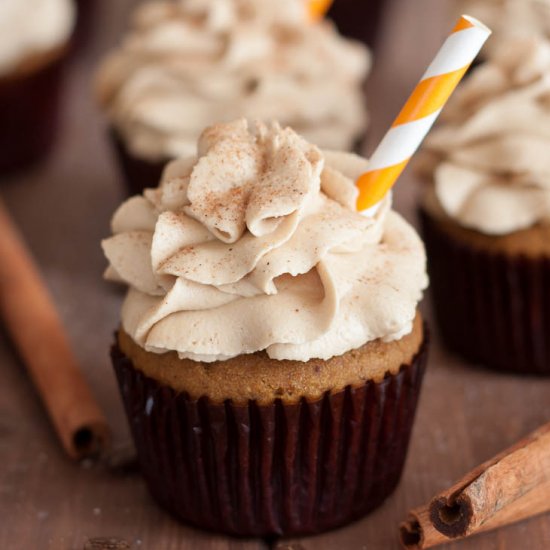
[110,130,167,196]
[420,209,550,375]
[0,53,66,175]
[70,0,96,53]
[111,337,428,537]
[328,0,388,48]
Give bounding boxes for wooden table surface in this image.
[2,1,550,549]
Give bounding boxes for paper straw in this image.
[308,0,334,21]
[355,15,491,212]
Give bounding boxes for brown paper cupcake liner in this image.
[110,335,428,537]
[110,130,168,196]
[328,0,388,48]
[420,208,550,375]
[0,53,66,175]
[73,0,96,52]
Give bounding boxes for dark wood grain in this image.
[1,1,550,549]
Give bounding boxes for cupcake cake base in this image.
[111,327,428,537]
[420,208,550,375]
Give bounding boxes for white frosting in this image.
[96,0,370,160]
[0,0,75,75]
[420,38,550,235]
[456,0,550,57]
[102,120,427,363]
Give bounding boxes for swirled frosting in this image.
[96,0,370,160]
[102,120,427,363]
[456,0,550,57]
[419,38,550,235]
[0,0,75,75]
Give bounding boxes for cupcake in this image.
[455,0,550,59]
[103,119,429,536]
[417,38,550,375]
[96,0,371,195]
[328,0,389,48]
[0,0,75,174]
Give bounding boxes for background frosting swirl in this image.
[419,38,550,235]
[103,120,427,363]
[0,0,75,75]
[96,0,370,160]
[456,0,550,57]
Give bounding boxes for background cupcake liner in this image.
[328,0,388,48]
[73,0,97,52]
[0,53,66,176]
[111,335,428,537]
[420,209,550,375]
[110,131,167,195]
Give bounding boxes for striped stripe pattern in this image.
[307,0,334,21]
[356,16,491,212]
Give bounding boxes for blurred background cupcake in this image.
[104,119,429,536]
[417,38,550,375]
[0,0,75,175]
[328,0,389,49]
[455,0,550,59]
[95,0,371,195]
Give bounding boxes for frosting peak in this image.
[419,38,550,235]
[103,121,427,362]
[96,0,370,160]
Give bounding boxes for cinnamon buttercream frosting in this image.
[96,0,370,160]
[456,0,550,57]
[418,38,550,235]
[102,120,427,363]
[0,0,75,75]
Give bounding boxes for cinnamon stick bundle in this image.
[0,199,109,460]
[400,422,550,549]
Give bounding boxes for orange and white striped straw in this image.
[308,0,334,21]
[356,15,491,212]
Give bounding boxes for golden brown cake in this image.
[117,313,424,405]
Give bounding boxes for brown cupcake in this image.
[415,38,550,375]
[420,191,550,375]
[103,120,429,536]
[111,315,427,537]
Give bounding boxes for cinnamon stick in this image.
[400,422,550,549]
[0,199,109,459]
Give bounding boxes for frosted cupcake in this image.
[0,0,75,174]
[103,119,429,536]
[455,0,550,58]
[96,0,371,195]
[417,38,550,375]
